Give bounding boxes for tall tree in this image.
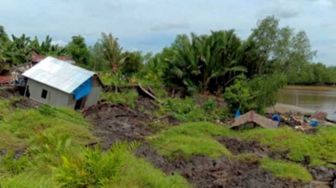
[0,25,9,43]
[160,31,246,94]
[66,35,89,65]
[248,16,316,75]
[122,51,144,76]
[99,33,124,73]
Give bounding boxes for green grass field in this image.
[1,95,336,186]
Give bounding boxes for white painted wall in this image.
[26,77,102,109]
[27,79,70,107]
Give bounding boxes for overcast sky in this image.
[0,0,335,65]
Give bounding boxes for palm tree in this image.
[162,30,246,94]
[99,33,124,73]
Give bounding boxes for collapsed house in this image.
[22,56,103,109]
[231,111,278,129]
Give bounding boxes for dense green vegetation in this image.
[3,16,333,112]
[101,90,138,108]
[0,16,331,112]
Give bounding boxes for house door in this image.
[74,97,86,110]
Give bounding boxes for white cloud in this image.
[0,0,335,65]
[51,40,68,47]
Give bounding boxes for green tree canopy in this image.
[66,35,90,65]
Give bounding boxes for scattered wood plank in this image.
[230,111,278,129]
[137,83,161,103]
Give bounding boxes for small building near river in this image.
[22,56,103,109]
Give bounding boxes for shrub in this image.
[224,76,257,113]
[101,90,138,108]
[160,98,228,122]
[54,143,189,188]
[224,74,287,113]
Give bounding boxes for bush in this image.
[160,98,206,122]
[101,90,138,108]
[160,98,229,122]
[54,143,189,188]
[224,76,256,113]
[224,74,287,113]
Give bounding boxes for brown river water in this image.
[278,86,336,121]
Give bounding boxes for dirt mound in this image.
[218,137,292,162]
[309,166,336,187]
[135,96,159,112]
[135,144,177,173]
[83,101,154,149]
[176,156,306,188]
[136,144,306,188]
[218,137,268,157]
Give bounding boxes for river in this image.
[278,85,336,121]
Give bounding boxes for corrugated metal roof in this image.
[22,57,95,94]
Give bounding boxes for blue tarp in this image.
[73,77,93,100]
[235,109,241,118]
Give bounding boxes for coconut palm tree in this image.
[161,30,246,94]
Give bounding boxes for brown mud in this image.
[83,94,333,187]
[136,144,307,188]
[83,102,153,149]
[218,137,335,188]
[83,97,179,149]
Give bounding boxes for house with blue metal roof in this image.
[22,56,103,109]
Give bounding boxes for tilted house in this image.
[22,57,103,109]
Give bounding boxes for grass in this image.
[261,158,313,182]
[0,105,94,152]
[1,93,335,186]
[150,122,232,159]
[0,100,97,187]
[54,143,189,188]
[0,98,12,118]
[150,121,336,168]
[0,97,190,188]
[239,127,336,166]
[100,90,138,108]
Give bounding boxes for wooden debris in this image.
[230,111,278,129]
[137,83,161,103]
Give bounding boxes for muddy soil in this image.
[136,144,307,188]
[218,137,336,187]
[83,96,180,149]
[217,137,268,157]
[83,102,153,149]
[83,93,330,187]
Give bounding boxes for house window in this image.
[41,89,48,99]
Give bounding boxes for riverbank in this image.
[266,103,315,114]
[285,85,336,91]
